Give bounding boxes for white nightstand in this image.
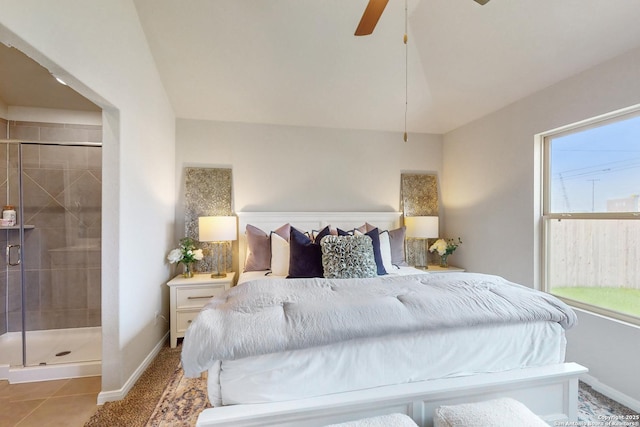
[166,272,235,348]
[424,265,465,272]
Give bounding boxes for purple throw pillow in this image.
[365,228,387,275]
[244,224,270,272]
[288,226,324,278]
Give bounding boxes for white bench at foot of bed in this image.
[196,362,588,427]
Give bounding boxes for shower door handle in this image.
[6,244,21,266]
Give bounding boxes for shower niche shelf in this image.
[0,225,35,230]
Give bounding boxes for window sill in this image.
[556,295,640,328]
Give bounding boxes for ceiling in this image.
[0,43,99,113]
[3,1,640,134]
[133,0,640,134]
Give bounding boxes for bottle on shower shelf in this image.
[2,205,16,226]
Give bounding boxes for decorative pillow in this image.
[244,223,291,273]
[270,232,290,276]
[320,235,377,279]
[244,224,270,272]
[272,223,291,241]
[313,225,332,243]
[378,230,396,272]
[365,228,387,275]
[337,228,353,236]
[356,222,377,233]
[353,228,387,275]
[312,225,336,241]
[288,227,324,278]
[269,223,291,275]
[388,226,408,266]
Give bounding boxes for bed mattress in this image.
[207,320,566,406]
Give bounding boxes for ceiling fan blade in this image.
[354,0,389,36]
[474,0,490,4]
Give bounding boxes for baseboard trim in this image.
[97,332,169,405]
[580,373,640,414]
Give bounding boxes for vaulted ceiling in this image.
[132,0,640,134]
[3,1,640,134]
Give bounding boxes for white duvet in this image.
[181,272,576,377]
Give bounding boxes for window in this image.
[542,108,640,325]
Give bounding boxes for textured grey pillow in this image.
[320,235,377,279]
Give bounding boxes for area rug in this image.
[145,362,210,426]
[578,382,639,423]
[88,342,638,426]
[84,343,187,427]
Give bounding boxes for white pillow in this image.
[378,231,395,273]
[270,233,290,276]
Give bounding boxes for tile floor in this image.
[0,376,100,427]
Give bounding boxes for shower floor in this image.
[0,327,101,383]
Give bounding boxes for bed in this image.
[182,211,587,427]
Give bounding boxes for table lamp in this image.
[198,216,238,278]
[405,216,439,269]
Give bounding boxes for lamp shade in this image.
[198,216,237,242]
[405,216,439,238]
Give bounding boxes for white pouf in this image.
[434,397,549,427]
[325,413,418,427]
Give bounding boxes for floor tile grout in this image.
[3,377,101,427]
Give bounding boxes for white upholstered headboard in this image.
[236,211,402,273]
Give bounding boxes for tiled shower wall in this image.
[8,120,102,143]
[1,120,102,333]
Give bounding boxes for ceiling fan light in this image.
[474,0,491,5]
[54,75,67,86]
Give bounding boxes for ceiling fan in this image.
[354,0,491,36]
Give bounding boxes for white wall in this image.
[176,119,442,237]
[443,46,640,406]
[0,0,176,399]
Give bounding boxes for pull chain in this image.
[403,0,408,142]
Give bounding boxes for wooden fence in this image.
[547,219,640,289]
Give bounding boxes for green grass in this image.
[551,287,640,317]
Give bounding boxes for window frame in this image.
[541,105,640,326]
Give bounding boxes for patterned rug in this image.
[84,343,184,427]
[146,363,210,426]
[578,382,639,423]
[148,372,640,426]
[88,343,639,426]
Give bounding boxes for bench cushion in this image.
[434,398,548,427]
[325,413,418,427]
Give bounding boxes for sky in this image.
[550,112,640,213]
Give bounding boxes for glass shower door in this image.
[21,143,102,366]
[0,142,102,368]
[0,142,22,367]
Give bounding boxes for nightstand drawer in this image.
[176,285,225,308]
[176,310,200,333]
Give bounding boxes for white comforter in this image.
[181,272,576,377]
